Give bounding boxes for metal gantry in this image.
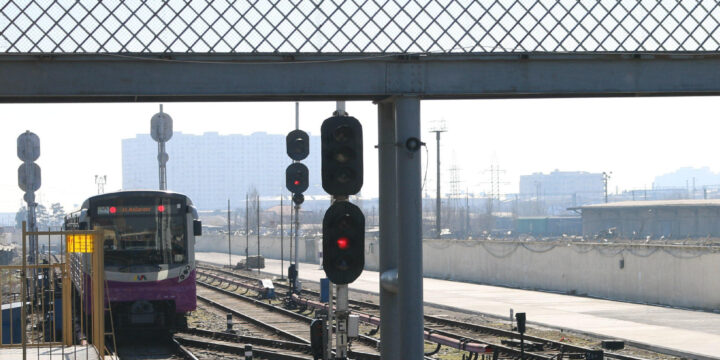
[3,1,720,359]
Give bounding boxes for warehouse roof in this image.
[569,199,720,210]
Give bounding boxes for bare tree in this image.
[248,186,260,232]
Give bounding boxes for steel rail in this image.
[180,328,310,352]
[197,265,649,360]
[199,269,498,356]
[178,328,381,360]
[196,293,309,344]
[174,335,311,360]
[197,279,382,350]
[171,336,200,360]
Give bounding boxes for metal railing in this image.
[1,0,720,53]
[0,223,108,360]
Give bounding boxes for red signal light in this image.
[294,180,300,186]
[336,237,349,250]
[157,205,165,212]
[109,206,117,214]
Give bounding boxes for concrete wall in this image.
[196,234,322,265]
[415,240,720,311]
[196,234,720,311]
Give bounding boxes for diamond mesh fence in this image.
[1,0,720,53]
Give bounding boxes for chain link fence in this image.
[1,0,720,53]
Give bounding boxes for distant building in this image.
[572,199,720,238]
[520,170,604,198]
[122,132,321,210]
[0,213,15,227]
[654,167,720,189]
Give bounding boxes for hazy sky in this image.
[1,97,718,213]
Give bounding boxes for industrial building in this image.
[572,199,720,238]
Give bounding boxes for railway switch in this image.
[320,115,363,196]
[322,201,365,284]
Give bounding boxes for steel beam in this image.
[377,100,400,359]
[2,53,720,102]
[395,96,423,359]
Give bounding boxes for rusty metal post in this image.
[62,234,72,346]
[0,267,3,346]
[91,228,105,355]
[21,222,27,360]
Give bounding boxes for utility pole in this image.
[430,121,446,239]
[289,202,293,267]
[227,199,232,267]
[280,191,284,279]
[534,181,542,215]
[483,163,508,223]
[465,192,470,238]
[94,175,106,194]
[257,193,260,275]
[245,193,249,267]
[603,171,612,203]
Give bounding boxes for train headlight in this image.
[179,265,191,282]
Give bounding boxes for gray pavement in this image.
[197,252,720,359]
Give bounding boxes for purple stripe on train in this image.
[82,270,197,313]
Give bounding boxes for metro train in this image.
[65,190,201,329]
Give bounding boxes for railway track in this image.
[112,330,200,360]
[174,329,313,360]
[195,275,381,360]
[197,263,659,360]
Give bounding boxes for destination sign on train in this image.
[67,234,93,253]
[97,205,169,215]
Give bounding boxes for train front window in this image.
[92,198,187,269]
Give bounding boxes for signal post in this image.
[320,103,365,359]
[286,126,310,294]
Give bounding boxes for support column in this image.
[395,96,423,358]
[377,101,400,359]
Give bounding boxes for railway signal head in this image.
[292,193,305,205]
[286,163,309,194]
[515,312,526,334]
[322,201,365,284]
[321,116,363,196]
[286,129,310,161]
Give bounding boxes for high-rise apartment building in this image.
[122,131,322,210]
[519,170,603,197]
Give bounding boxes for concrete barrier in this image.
[196,233,321,265]
[196,234,720,311]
